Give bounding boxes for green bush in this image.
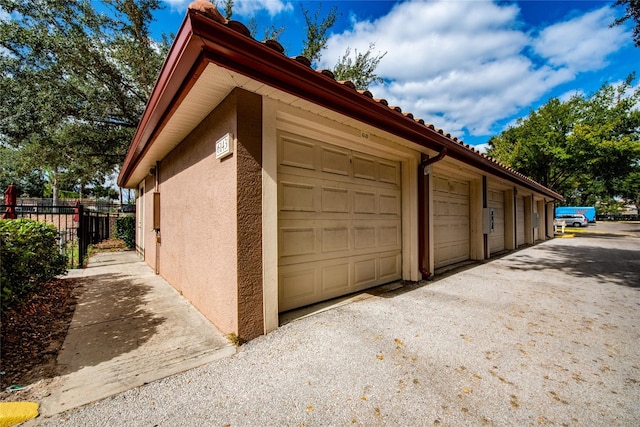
[115,215,136,249]
[0,219,68,310]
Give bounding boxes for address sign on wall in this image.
[215,133,234,159]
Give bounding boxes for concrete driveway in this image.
[36,223,640,426]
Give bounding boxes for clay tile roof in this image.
[358,89,373,98]
[391,106,402,113]
[415,118,425,125]
[188,0,226,23]
[375,98,389,106]
[403,112,414,119]
[319,69,335,79]
[227,20,251,37]
[292,56,311,67]
[263,39,285,54]
[339,80,356,90]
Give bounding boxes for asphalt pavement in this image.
[30,222,640,426]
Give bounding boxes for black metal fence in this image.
[1,204,117,268]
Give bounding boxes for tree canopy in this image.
[2,0,386,199]
[0,0,170,199]
[486,75,640,209]
[613,0,640,47]
[220,0,386,90]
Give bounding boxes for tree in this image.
[487,75,640,203]
[0,0,170,199]
[612,0,640,47]
[300,3,338,63]
[0,146,46,197]
[219,1,386,90]
[486,97,580,194]
[619,167,640,213]
[333,44,386,90]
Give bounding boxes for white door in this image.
[488,188,505,253]
[278,135,402,312]
[433,174,470,268]
[516,196,525,246]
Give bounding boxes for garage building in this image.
[118,4,562,341]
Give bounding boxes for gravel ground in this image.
[38,233,640,426]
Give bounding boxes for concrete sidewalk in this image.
[37,251,235,418]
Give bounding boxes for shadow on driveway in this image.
[506,240,639,288]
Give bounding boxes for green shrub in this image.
[115,215,136,249]
[0,219,68,310]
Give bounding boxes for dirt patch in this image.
[1,277,82,395]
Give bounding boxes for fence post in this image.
[77,204,85,269]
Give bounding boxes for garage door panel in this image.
[354,258,377,285]
[379,253,401,281]
[321,263,350,293]
[321,227,350,253]
[279,136,401,312]
[516,197,525,246]
[488,188,505,253]
[321,187,349,213]
[280,182,316,212]
[379,161,400,185]
[281,137,316,170]
[353,155,376,180]
[280,269,315,302]
[279,219,401,266]
[354,191,377,213]
[379,225,401,247]
[279,250,400,312]
[379,193,401,215]
[280,227,316,257]
[354,226,376,249]
[433,174,470,269]
[321,146,350,176]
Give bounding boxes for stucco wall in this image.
[145,88,264,340]
[157,90,241,335]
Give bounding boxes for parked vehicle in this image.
[555,206,596,223]
[555,213,589,227]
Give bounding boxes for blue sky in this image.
[153,0,639,149]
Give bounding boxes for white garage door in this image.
[278,135,402,312]
[516,196,525,246]
[433,174,470,268]
[488,188,505,253]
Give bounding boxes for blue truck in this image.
[554,206,596,223]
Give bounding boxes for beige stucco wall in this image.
[134,88,264,341]
[158,91,239,334]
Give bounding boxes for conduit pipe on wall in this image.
[418,147,448,279]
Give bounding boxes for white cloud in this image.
[473,143,490,154]
[232,0,293,17]
[532,6,629,72]
[317,0,628,143]
[163,0,292,17]
[558,89,584,103]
